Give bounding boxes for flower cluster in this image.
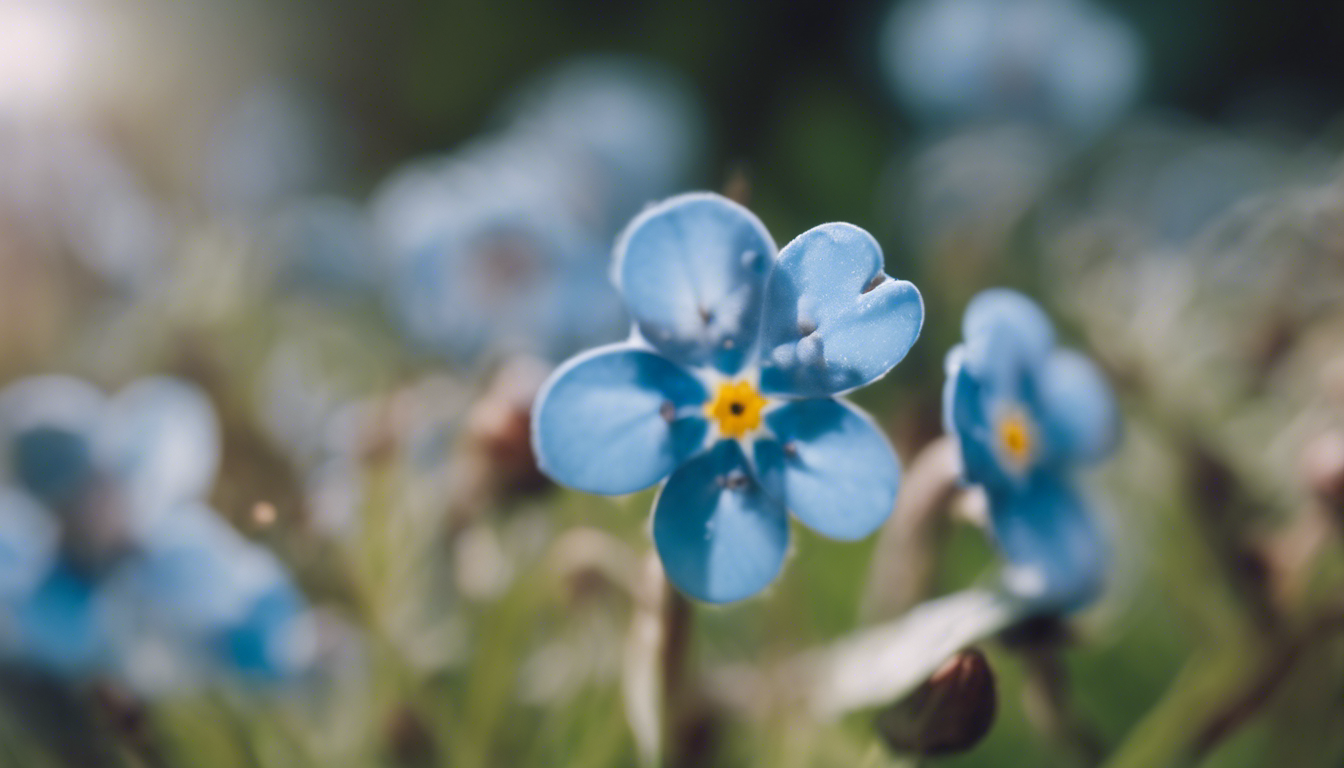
[0,376,313,689]
[944,288,1119,612]
[532,193,924,602]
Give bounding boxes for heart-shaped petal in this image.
[758,223,923,397]
[615,193,776,376]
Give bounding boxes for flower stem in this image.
[623,554,699,768]
[862,436,963,622]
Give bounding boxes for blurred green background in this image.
[1,1,1343,767]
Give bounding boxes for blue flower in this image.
[372,137,630,363]
[881,0,1144,138]
[0,376,314,688]
[371,56,703,365]
[944,288,1119,612]
[532,193,924,603]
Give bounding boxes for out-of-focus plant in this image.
[371,55,705,365]
[0,375,314,690]
[881,0,1144,139]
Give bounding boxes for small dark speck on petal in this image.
[660,401,677,422]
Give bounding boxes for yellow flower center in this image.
[996,410,1036,470]
[705,380,768,439]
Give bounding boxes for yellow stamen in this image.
[997,410,1035,470]
[705,380,768,439]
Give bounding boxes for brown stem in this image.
[1183,441,1282,634]
[623,555,700,768]
[863,436,963,622]
[1191,605,1344,759]
[1018,642,1105,767]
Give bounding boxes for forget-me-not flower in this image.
[881,0,1144,139]
[532,193,924,603]
[944,288,1119,612]
[0,375,314,687]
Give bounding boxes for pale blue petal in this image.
[212,584,312,680]
[652,441,789,603]
[532,345,709,495]
[1036,349,1120,466]
[960,288,1054,381]
[0,376,104,507]
[944,352,1012,489]
[116,502,285,633]
[758,224,923,397]
[989,475,1107,614]
[615,193,776,375]
[95,378,221,533]
[9,564,108,675]
[0,488,60,600]
[754,399,899,540]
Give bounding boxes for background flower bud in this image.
[875,648,997,757]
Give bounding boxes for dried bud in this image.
[385,705,438,767]
[875,648,997,757]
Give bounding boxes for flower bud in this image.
[874,648,997,756]
[385,704,437,767]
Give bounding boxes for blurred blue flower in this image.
[532,193,924,603]
[373,139,627,362]
[502,55,707,226]
[0,375,314,689]
[371,55,703,365]
[944,288,1119,612]
[882,0,1144,138]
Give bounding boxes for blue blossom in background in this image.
[503,55,707,227]
[944,288,1119,613]
[371,55,704,364]
[0,375,314,688]
[882,0,1144,139]
[373,138,625,362]
[532,193,924,603]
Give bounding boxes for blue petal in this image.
[212,584,312,680]
[9,564,108,675]
[758,223,923,397]
[1036,349,1120,466]
[116,502,285,633]
[960,288,1054,381]
[0,376,104,507]
[754,399,899,540]
[0,488,60,600]
[944,349,1013,490]
[96,378,221,533]
[988,475,1108,614]
[652,441,789,603]
[615,193,776,375]
[532,345,709,495]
